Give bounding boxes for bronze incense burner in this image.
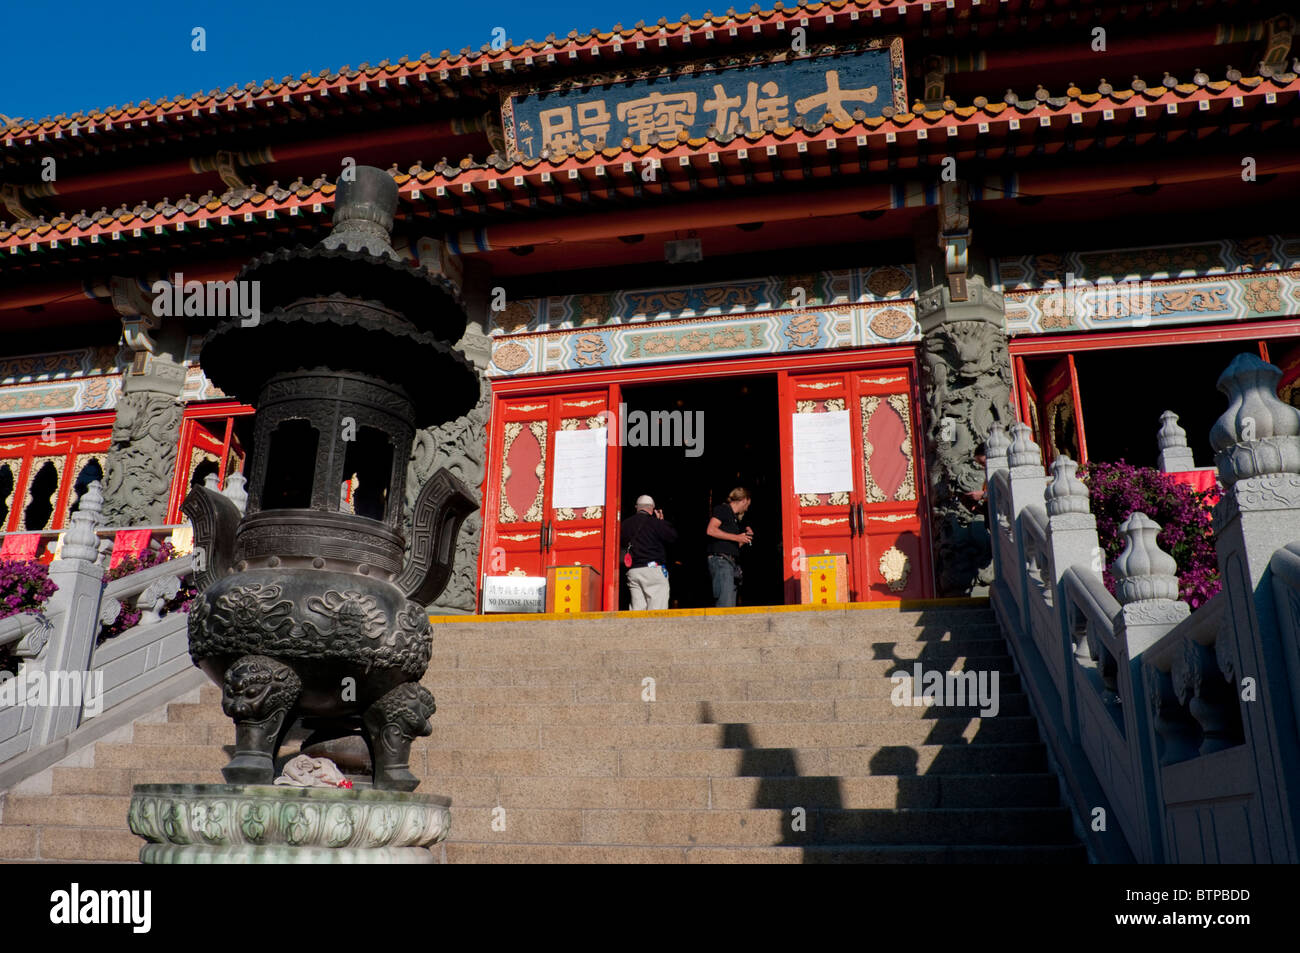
[183,166,478,790]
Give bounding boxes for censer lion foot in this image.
[362,683,435,792]
[220,654,302,785]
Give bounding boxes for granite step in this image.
[130,716,1037,752]
[426,641,1012,670]
[440,843,1085,864]
[438,805,1074,847]
[164,693,1028,726]
[423,626,1007,650]
[174,673,1026,708]
[0,604,1082,864]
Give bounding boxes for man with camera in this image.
[621,494,678,611]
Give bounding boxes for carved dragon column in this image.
[402,242,491,614]
[100,276,187,527]
[918,282,1014,595]
[912,182,1014,596]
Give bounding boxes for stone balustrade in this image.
[987,352,1300,863]
[0,478,243,776]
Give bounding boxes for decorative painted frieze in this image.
[1002,271,1300,337]
[487,265,918,377]
[0,345,126,421]
[995,236,1300,289]
[996,236,1300,338]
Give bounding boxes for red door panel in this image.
[549,392,611,573]
[856,372,927,600]
[488,398,551,578]
[783,366,929,601]
[482,389,616,605]
[784,372,859,597]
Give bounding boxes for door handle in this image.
[848,504,858,537]
[856,503,865,534]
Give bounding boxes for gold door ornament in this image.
[878,545,911,592]
[859,396,887,503]
[885,393,917,502]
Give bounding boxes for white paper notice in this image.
[792,411,853,494]
[552,427,608,509]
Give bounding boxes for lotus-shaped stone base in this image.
[128,783,451,864]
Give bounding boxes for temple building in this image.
[1,0,1297,614]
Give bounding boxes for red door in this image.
[781,366,929,601]
[1017,355,1087,467]
[482,389,615,602]
[1277,343,1300,409]
[1039,355,1088,466]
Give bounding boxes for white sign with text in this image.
[482,576,547,613]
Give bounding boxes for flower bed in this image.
[0,557,58,675]
[1081,460,1220,609]
[98,542,197,644]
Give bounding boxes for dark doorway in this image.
[619,374,784,608]
[1024,340,1263,468]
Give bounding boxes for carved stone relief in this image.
[919,280,1015,595]
[403,318,491,613]
[101,389,184,526]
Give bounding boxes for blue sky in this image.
[7,0,674,121]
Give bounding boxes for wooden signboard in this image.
[502,39,906,159]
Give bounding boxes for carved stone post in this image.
[22,482,110,745]
[1006,424,1048,514]
[1044,454,1103,740]
[982,426,1010,597]
[1112,511,1188,864]
[1156,411,1196,473]
[1207,352,1300,856]
[918,277,1015,595]
[403,251,490,614]
[1003,424,1048,636]
[100,277,187,527]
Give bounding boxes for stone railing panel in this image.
[89,613,192,713]
[985,358,1300,864]
[0,480,202,774]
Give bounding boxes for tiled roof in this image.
[0,0,1244,145]
[2,71,1295,253]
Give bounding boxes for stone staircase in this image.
[0,603,1086,863]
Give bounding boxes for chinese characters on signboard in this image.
[502,40,905,159]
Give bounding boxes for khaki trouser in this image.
[627,565,670,611]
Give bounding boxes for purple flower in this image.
[1080,460,1221,607]
[0,557,58,621]
[97,542,197,645]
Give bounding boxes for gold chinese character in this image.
[739,81,790,129]
[576,100,611,149]
[616,92,698,145]
[703,84,743,134]
[539,106,579,153]
[795,69,879,122]
[705,81,789,134]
